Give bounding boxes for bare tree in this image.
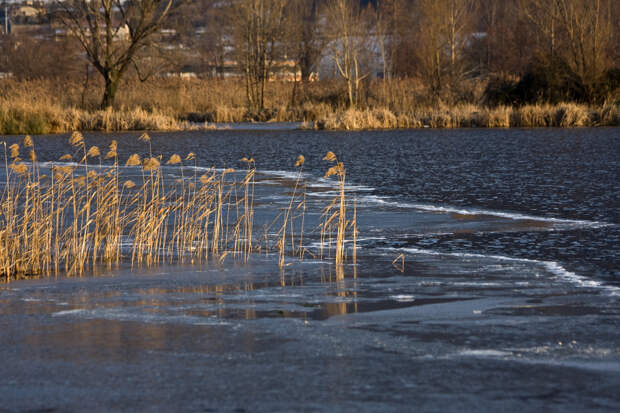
[554,0,613,99]
[445,0,476,87]
[55,0,176,109]
[325,0,372,108]
[519,0,560,58]
[375,0,396,82]
[413,0,447,96]
[476,0,532,76]
[231,0,286,112]
[521,0,614,101]
[0,34,83,80]
[199,6,231,79]
[284,0,324,83]
[411,0,475,101]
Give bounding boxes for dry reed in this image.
[309,103,620,130]
[2,78,617,134]
[0,135,358,281]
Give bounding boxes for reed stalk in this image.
[0,136,358,281]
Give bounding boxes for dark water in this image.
[1,127,619,411]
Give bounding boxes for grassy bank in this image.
[1,78,619,134]
[309,103,620,130]
[0,104,208,135]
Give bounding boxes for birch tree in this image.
[413,0,475,101]
[325,0,371,108]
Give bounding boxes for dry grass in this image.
[2,78,618,133]
[0,98,209,134]
[310,103,620,130]
[0,134,357,281]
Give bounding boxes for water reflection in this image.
[23,318,267,363]
[4,261,365,324]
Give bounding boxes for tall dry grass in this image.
[2,78,618,133]
[309,103,620,130]
[0,97,207,134]
[0,134,357,281]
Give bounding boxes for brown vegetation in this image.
[0,135,358,281]
[309,103,620,130]
[2,0,619,115]
[1,78,618,134]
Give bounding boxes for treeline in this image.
[383,0,620,106]
[160,0,620,109]
[0,0,619,115]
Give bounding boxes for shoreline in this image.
[1,103,619,135]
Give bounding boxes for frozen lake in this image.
[1,127,619,411]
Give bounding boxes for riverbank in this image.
[307,103,620,130]
[0,103,217,134]
[3,102,618,135]
[1,78,619,133]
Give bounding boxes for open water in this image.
[1,127,619,411]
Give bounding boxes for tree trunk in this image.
[300,57,313,82]
[101,75,119,110]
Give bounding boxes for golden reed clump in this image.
[309,104,620,130]
[0,134,358,281]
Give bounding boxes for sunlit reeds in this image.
[308,103,620,130]
[277,155,305,268]
[0,135,358,281]
[2,78,617,134]
[320,152,357,269]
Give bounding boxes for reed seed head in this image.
[10,162,28,175]
[138,132,151,143]
[59,154,73,161]
[23,135,34,148]
[105,150,117,159]
[69,131,84,147]
[52,165,73,179]
[166,154,182,165]
[323,151,337,162]
[9,144,19,158]
[109,140,118,152]
[87,146,101,158]
[324,162,345,178]
[126,154,141,166]
[29,150,36,162]
[295,155,305,167]
[142,157,161,171]
[185,152,196,161]
[123,180,136,189]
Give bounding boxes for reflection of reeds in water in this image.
[1,136,358,281]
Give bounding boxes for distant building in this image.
[15,5,39,19]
